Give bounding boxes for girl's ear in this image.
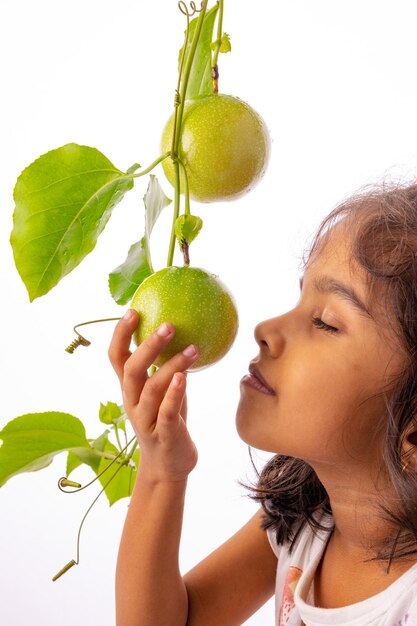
[401,429,417,470]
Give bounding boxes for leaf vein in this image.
[26,168,122,196]
[34,175,131,294]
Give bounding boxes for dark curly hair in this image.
[250,178,417,563]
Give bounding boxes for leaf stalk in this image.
[130,152,171,180]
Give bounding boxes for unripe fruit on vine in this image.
[130,266,238,370]
[160,94,270,203]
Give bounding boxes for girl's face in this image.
[236,224,406,473]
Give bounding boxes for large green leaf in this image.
[11,143,137,301]
[0,412,90,487]
[108,175,171,305]
[179,5,219,100]
[96,440,139,506]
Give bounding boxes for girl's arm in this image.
[183,509,277,625]
[109,311,276,626]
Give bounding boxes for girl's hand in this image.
[108,309,200,485]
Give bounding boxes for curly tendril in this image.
[178,1,202,18]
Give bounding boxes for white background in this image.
[2,1,417,624]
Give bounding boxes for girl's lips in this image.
[241,363,276,396]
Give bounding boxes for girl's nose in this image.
[254,315,287,358]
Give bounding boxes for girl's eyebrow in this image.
[299,274,372,318]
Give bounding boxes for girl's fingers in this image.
[109,310,198,432]
[157,372,187,430]
[133,345,199,430]
[108,309,139,384]
[122,322,177,408]
[180,386,188,422]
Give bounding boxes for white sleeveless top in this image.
[267,519,417,625]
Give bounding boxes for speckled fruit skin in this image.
[130,266,239,370]
[160,94,270,203]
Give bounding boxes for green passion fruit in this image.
[130,266,239,370]
[160,93,270,203]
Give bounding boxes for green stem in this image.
[166,157,191,266]
[131,152,170,180]
[167,44,186,267]
[171,7,190,158]
[178,158,191,216]
[126,440,138,463]
[92,450,120,461]
[167,159,181,267]
[167,0,209,267]
[212,0,224,73]
[174,0,209,155]
[114,425,123,453]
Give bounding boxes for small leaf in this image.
[211,33,231,53]
[175,214,203,246]
[11,143,135,301]
[219,33,231,53]
[0,412,90,487]
[113,414,127,433]
[66,451,82,477]
[96,441,140,506]
[109,175,171,304]
[99,401,123,425]
[179,5,219,100]
[143,175,172,243]
[91,429,111,453]
[108,239,153,305]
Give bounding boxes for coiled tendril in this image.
[178,1,202,18]
[65,317,121,353]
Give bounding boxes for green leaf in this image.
[109,175,171,305]
[175,214,203,246]
[108,239,153,305]
[11,143,135,301]
[215,32,231,53]
[0,412,90,487]
[179,5,219,100]
[91,429,111,454]
[99,401,123,425]
[66,450,83,476]
[66,429,111,476]
[143,174,172,243]
[96,440,139,506]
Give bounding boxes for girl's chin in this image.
[235,405,270,450]
[235,406,252,444]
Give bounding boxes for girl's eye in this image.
[312,317,339,334]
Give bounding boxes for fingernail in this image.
[172,373,182,389]
[156,322,172,337]
[123,309,135,320]
[182,344,198,357]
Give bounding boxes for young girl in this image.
[108,180,417,625]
